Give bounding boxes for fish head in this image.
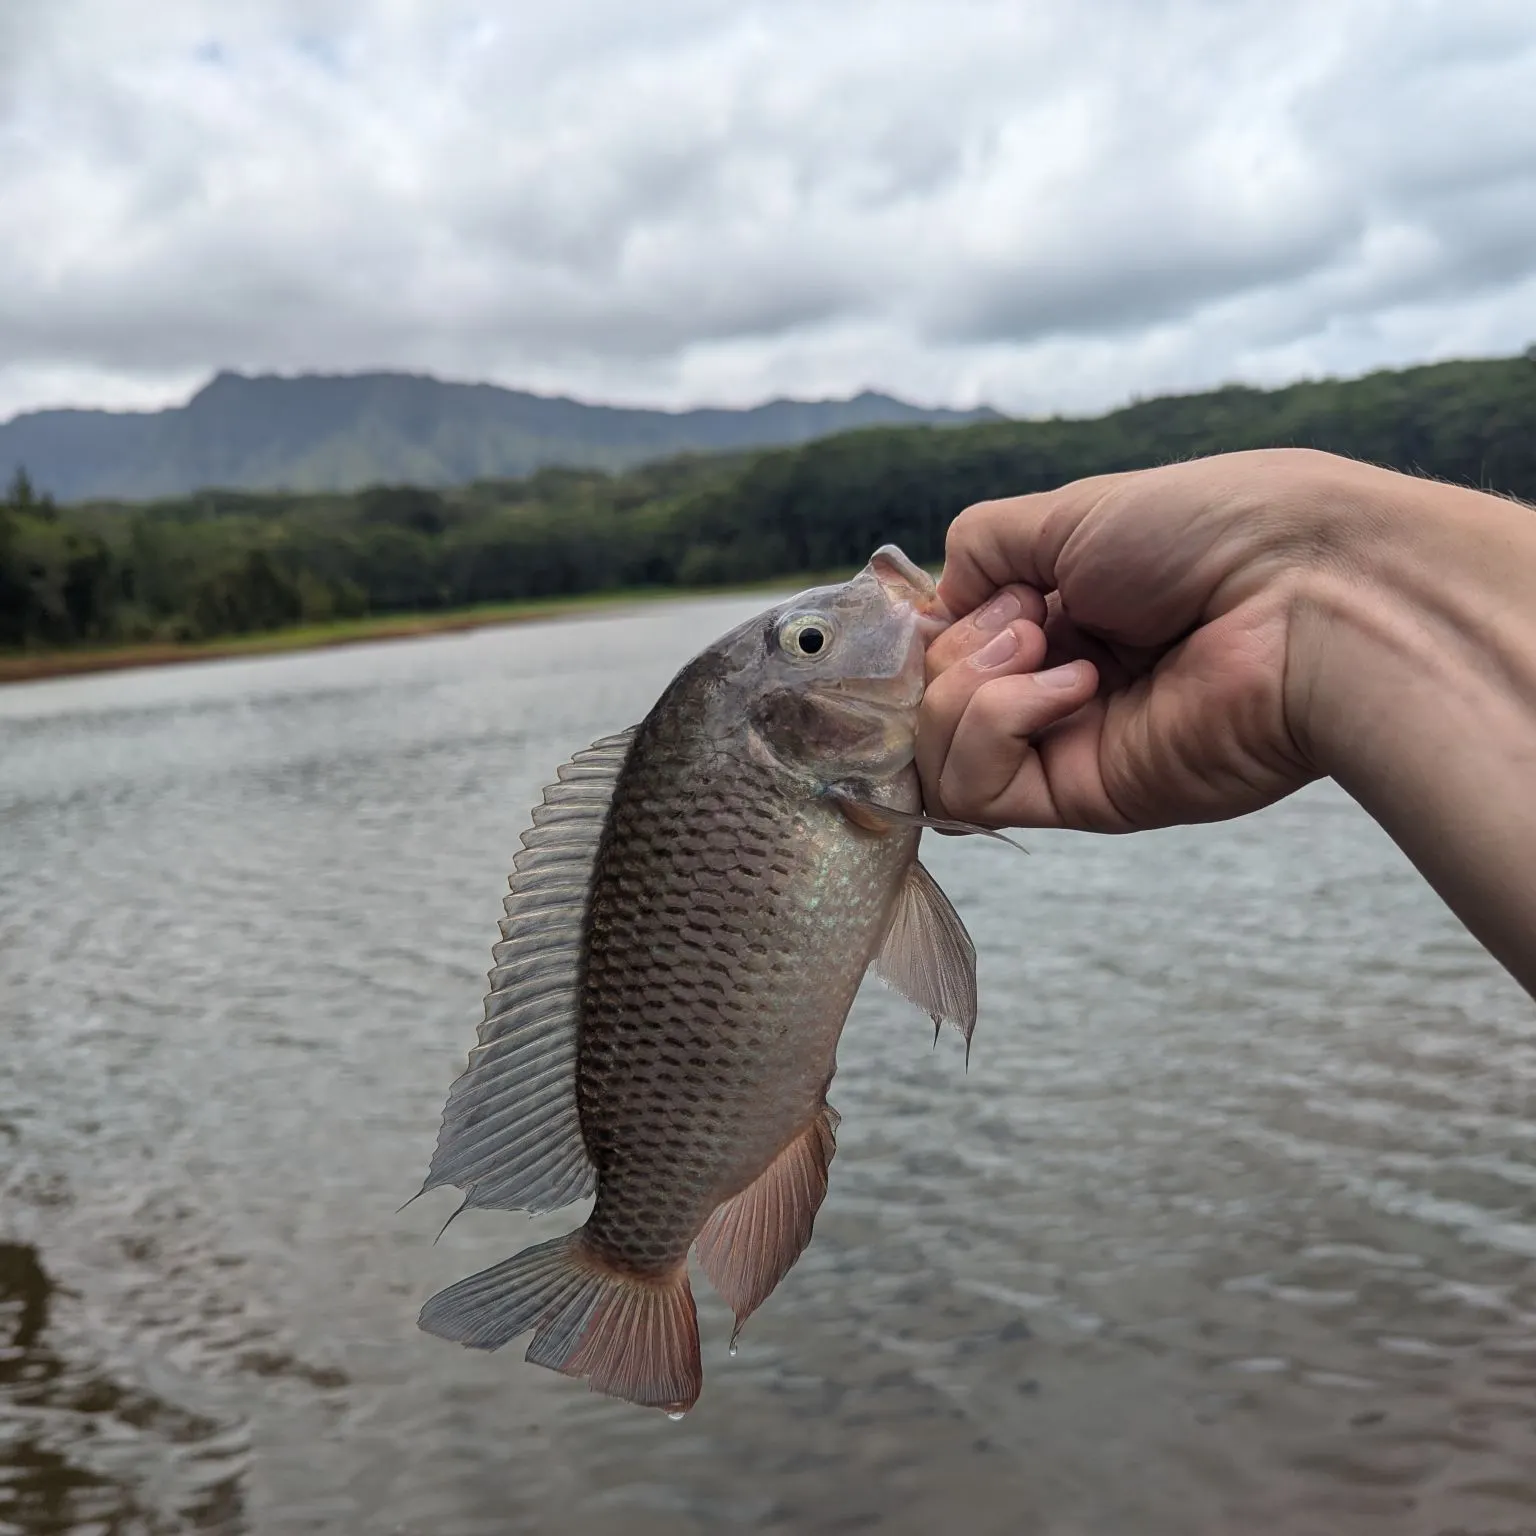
[718,545,952,780]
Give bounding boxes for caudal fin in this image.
[418,1232,702,1413]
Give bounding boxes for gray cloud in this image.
[0,0,1533,421]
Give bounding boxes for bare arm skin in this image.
[917,448,1536,997]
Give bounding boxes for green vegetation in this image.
[3,352,1534,666]
[0,580,860,684]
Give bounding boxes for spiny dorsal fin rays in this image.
[413,728,637,1215]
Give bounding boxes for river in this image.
[2,594,1534,1535]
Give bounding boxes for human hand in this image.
[917,446,1536,997]
[917,448,1404,832]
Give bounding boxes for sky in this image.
[2,0,1534,423]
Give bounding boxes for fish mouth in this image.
[868,545,952,643]
[802,545,946,713]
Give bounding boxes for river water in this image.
[1,594,1534,1536]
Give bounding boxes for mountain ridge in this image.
[0,368,1001,503]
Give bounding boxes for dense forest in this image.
[3,351,1534,651]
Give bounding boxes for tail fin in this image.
[418,1232,702,1414]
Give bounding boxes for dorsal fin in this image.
[417,728,636,1214]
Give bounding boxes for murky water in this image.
[2,595,1534,1536]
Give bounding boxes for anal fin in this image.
[694,1103,840,1343]
[873,859,979,1056]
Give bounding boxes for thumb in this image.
[937,476,1125,618]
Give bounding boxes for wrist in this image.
[1288,467,1536,777]
[1285,464,1536,989]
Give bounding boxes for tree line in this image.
[3,351,1534,651]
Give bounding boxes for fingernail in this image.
[972,590,1021,633]
[969,629,1019,669]
[1034,661,1088,690]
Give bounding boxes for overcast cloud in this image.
[2,0,1534,421]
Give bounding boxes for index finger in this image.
[924,582,1047,680]
[937,473,1130,617]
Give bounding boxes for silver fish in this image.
[415,546,987,1413]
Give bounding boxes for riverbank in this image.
[0,572,856,686]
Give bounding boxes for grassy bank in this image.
[0,570,859,686]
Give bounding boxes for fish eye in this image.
[778,613,834,660]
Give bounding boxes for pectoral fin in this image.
[823,787,1028,853]
[873,860,979,1056]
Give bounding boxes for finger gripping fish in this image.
[415,546,987,1414]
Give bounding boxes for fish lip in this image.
[809,548,939,705]
[913,608,952,644]
[867,545,952,642]
[869,544,935,602]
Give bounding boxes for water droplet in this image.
[666,1411,685,1422]
[728,1342,738,1358]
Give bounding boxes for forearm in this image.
[1293,473,1536,995]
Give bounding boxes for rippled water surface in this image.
[2,596,1535,1536]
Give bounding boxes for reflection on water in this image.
[0,1241,245,1533]
[2,595,1534,1535]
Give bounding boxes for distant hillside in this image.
[0,370,1000,503]
[5,350,1533,659]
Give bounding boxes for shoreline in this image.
[0,573,855,687]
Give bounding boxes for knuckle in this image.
[944,501,992,555]
[924,660,977,717]
[970,679,1024,736]
[935,763,978,820]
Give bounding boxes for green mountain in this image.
[0,369,1000,503]
[5,350,1533,654]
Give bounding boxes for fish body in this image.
[417,546,980,1413]
[579,717,916,1275]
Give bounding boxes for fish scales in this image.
[578,673,919,1277]
[417,545,983,1414]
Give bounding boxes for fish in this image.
[414,544,996,1415]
